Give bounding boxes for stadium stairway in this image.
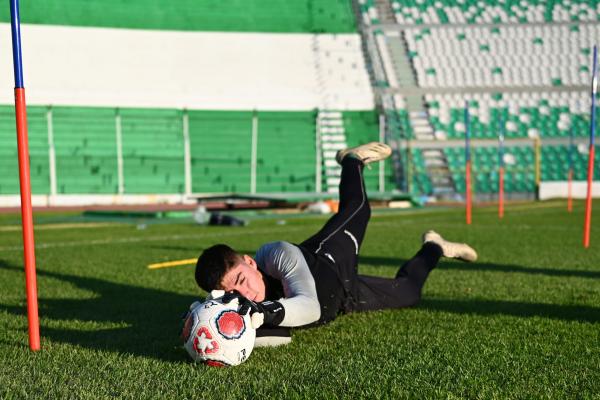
[317,110,348,193]
[374,0,398,25]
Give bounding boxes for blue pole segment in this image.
[464,101,470,161]
[10,0,25,88]
[590,45,598,147]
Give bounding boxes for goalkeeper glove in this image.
[222,292,285,328]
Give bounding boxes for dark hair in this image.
[195,244,242,292]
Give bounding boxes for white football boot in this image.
[422,230,478,262]
[335,142,392,167]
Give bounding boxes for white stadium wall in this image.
[0,24,374,111]
[539,182,600,201]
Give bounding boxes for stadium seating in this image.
[542,144,600,181]
[425,91,596,139]
[405,24,599,88]
[2,0,596,203]
[410,149,433,195]
[443,146,536,194]
[391,0,600,25]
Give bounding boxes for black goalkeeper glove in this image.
[222,292,285,327]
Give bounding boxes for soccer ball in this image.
[181,298,256,367]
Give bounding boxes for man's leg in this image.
[353,233,478,311]
[300,142,392,263]
[300,156,370,261]
[354,242,442,311]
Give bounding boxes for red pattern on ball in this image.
[193,326,220,355]
[205,360,227,367]
[181,315,193,342]
[216,311,246,339]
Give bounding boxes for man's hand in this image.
[205,290,226,302]
[222,292,285,328]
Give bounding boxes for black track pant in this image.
[301,157,442,312]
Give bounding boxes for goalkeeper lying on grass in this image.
[194,142,478,346]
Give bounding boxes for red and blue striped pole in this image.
[583,45,598,248]
[10,0,40,351]
[464,101,472,225]
[498,117,505,219]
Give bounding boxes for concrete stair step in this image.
[318,120,343,127]
[422,149,444,157]
[319,111,342,119]
[409,111,427,118]
[323,142,346,150]
[410,119,430,127]
[321,134,346,142]
[415,134,435,140]
[319,127,345,135]
[413,126,433,134]
[424,159,446,167]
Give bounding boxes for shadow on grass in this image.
[0,260,198,362]
[359,255,600,279]
[419,298,600,324]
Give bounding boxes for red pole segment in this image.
[466,160,472,225]
[15,89,40,351]
[10,0,41,351]
[567,169,573,213]
[464,102,472,225]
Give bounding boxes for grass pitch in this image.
[0,201,599,399]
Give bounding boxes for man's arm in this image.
[256,241,320,327]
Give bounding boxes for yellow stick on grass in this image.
[147,258,197,270]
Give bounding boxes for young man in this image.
[195,142,477,346]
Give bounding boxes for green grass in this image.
[0,201,599,399]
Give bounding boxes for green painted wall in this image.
[255,111,317,193]
[189,110,253,193]
[0,0,357,33]
[0,106,346,195]
[0,106,49,195]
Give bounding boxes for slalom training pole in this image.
[10,0,41,350]
[464,102,472,225]
[568,123,574,213]
[498,117,505,218]
[583,45,598,248]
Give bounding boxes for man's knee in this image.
[345,198,370,220]
[401,284,422,308]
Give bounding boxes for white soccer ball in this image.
[181,298,256,367]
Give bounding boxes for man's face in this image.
[219,255,266,302]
